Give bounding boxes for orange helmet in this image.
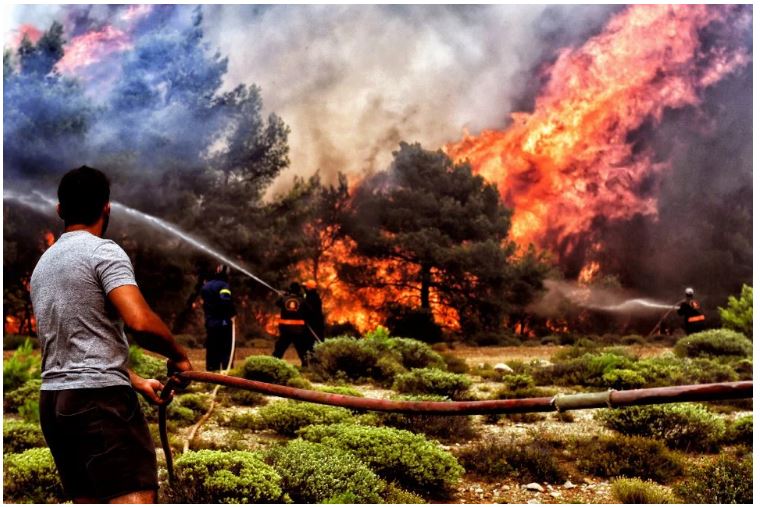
[305,280,317,290]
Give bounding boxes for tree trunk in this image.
[420,264,431,310]
[172,272,205,334]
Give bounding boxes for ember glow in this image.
[445,5,751,256]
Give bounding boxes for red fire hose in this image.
[157,373,751,483]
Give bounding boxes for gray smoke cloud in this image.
[199,4,618,197]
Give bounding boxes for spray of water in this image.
[3,189,283,295]
[584,298,675,312]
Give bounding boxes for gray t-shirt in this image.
[30,230,137,390]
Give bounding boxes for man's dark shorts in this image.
[40,385,158,501]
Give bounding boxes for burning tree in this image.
[339,142,548,338]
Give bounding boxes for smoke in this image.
[529,279,676,318]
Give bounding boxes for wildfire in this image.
[56,25,133,75]
[445,5,751,256]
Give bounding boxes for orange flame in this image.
[56,25,133,75]
[445,5,750,256]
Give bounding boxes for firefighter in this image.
[201,265,237,371]
[676,287,706,335]
[273,282,312,366]
[304,280,325,342]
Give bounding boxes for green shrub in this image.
[734,358,753,380]
[3,420,46,453]
[3,448,65,503]
[611,478,676,504]
[674,329,752,359]
[598,403,726,452]
[219,386,267,407]
[267,440,384,503]
[621,334,647,346]
[241,355,301,385]
[496,374,552,399]
[602,368,647,390]
[574,435,682,482]
[217,408,260,430]
[725,415,752,446]
[371,395,477,443]
[4,378,42,412]
[392,368,471,400]
[456,437,565,483]
[128,345,166,380]
[256,400,354,436]
[167,450,285,503]
[3,334,38,350]
[630,355,738,387]
[19,398,40,423]
[534,350,634,387]
[3,338,41,392]
[309,329,444,386]
[175,393,212,414]
[718,284,752,339]
[299,423,463,496]
[675,453,752,503]
[381,483,426,504]
[440,353,469,374]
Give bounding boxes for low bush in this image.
[468,363,506,381]
[628,355,737,387]
[675,452,752,504]
[621,334,647,346]
[166,450,285,503]
[725,414,752,446]
[299,423,463,496]
[266,440,384,503]
[602,368,646,390]
[19,398,40,423]
[256,400,354,436]
[456,438,565,484]
[533,350,634,388]
[673,329,752,359]
[381,483,426,504]
[573,435,682,482]
[597,403,726,452]
[371,394,477,443]
[175,393,212,414]
[217,408,260,430]
[128,345,166,381]
[4,378,42,412]
[3,448,65,503]
[496,374,552,399]
[315,385,364,397]
[440,353,469,374]
[3,420,46,453]
[241,355,301,385]
[309,329,444,386]
[611,478,676,504]
[219,386,267,407]
[3,338,41,392]
[392,368,471,400]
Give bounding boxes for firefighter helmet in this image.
[685,287,695,297]
[305,280,317,290]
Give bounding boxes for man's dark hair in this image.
[57,166,110,226]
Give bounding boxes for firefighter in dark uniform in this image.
[201,266,236,371]
[676,287,706,335]
[273,282,311,366]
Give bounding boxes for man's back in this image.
[31,230,136,390]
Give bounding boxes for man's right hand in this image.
[167,357,193,389]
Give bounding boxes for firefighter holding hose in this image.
[273,281,313,366]
[677,287,706,335]
[201,265,237,371]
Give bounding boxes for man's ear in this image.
[56,204,63,220]
[104,203,111,215]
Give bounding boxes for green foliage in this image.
[725,415,753,446]
[392,368,471,400]
[533,350,634,387]
[3,419,46,453]
[574,436,682,482]
[219,386,267,407]
[256,400,354,436]
[241,355,301,385]
[19,398,40,423]
[315,385,364,397]
[718,284,752,338]
[309,331,444,386]
[381,483,426,504]
[266,439,384,503]
[175,392,212,414]
[456,437,565,483]
[440,353,469,374]
[4,378,41,412]
[496,373,552,399]
[128,345,166,380]
[602,368,647,390]
[674,329,752,359]
[631,355,739,387]
[299,422,463,496]
[3,448,65,503]
[611,478,677,504]
[167,450,285,503]
[675,453,752,504]
[3,338,41,392]
[598,403,726,452]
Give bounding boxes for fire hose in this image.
[157,376,752,483]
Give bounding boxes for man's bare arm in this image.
[108,285,191,370]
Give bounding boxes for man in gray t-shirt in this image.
[30,166,192,504]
